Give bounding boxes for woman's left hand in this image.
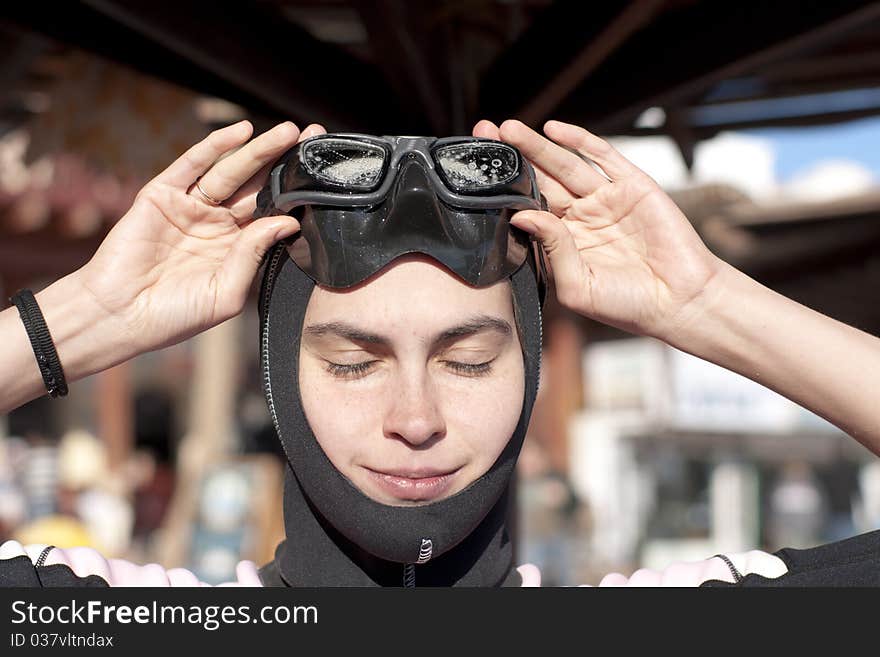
[473,119,725,342]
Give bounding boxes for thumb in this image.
[511,210,584,307]
[216,215,300,318]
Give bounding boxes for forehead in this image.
[304,255,515,328]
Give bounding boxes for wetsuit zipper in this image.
[403,563,416,587]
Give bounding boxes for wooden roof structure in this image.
[4,1,880,142]
[2,0,880,330]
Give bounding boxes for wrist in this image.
[654,259,752,359]
[35,269,139,383]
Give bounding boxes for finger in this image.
[499,119,608,196]
[196,121,301,205]
[226,160,274,222]
[472,119,501,139]
[154,120,254,188]
[544,120,641,181]
[475,119,574,214]
[532,161,577,216]
[510,210,585,309]
[227,123,327,222]
[567,195,620,230]
[299,123,327,140]
[214,215,301,318]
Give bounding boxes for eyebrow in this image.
[303,315,512,347]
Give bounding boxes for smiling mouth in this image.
[364,466,461,502]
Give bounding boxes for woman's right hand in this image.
[77,120,325,356]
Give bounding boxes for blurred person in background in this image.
[0,116,878,586]
[766,462,829,550]
[7,397,60,525]
[518,435,587,586]
[0,437,26,542]
[130,389,177,550]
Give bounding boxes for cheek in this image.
[299,357,379,469]
[443,356,525,469]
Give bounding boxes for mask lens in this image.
[435,142,519,192]
[302,138,386,189]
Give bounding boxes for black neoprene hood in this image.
[257,244,544,586]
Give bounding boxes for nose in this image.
[383,373,446,449]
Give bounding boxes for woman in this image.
[0,118,878,586]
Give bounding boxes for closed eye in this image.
[325,360,378,379]
[441,359,496,377]
[325,358,496,380]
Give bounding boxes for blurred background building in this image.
[1,0,879,584]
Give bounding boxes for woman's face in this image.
[299,254,525,507]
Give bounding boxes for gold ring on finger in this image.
[194,178,223,206]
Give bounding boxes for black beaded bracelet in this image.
[10,289,68,398]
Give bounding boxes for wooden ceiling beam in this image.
[479,0,662,127]
[356,1,449,134]
[1,0,404,130]
[551,0,880,132]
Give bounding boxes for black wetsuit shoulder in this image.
[702,529,880,587]
[0,554,109,587]
[258,559,285,587]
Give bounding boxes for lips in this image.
[364,466,460,502]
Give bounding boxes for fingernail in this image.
[511,216,536,233]
[274,219,300,240]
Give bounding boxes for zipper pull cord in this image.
[403,538,433,587]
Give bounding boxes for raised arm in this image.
[474,118,880,452]
[1,120,325,415]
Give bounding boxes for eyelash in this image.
[324,359,496,380]
[444,360,494,377]
[325,361,377,379]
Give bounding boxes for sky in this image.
[748,115,880,182]
[609,114,880,201]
